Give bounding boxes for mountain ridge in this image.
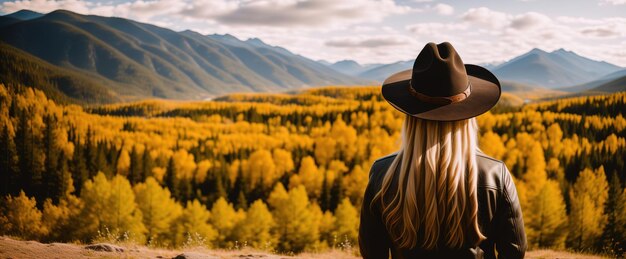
[491,48,622,88]
[0,9,369,103]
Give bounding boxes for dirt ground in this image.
[0,236,606,259]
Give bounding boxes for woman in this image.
[359,42,526,259]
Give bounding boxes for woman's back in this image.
[359,42,526,259]
[359,151,527,258]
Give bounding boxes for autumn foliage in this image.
[0,84,625,256]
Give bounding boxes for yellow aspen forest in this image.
[1,84,626,256]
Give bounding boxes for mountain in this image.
[329,60,366,76]
[357,60,413,82]
[5,10,43,20]
[559,69,626,92]
[492,48,622,88]
[0,42,120,104]
[0,9,368,103]
[588,75,626,93]
[317,60,332,66]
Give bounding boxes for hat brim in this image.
[381,64,501,121]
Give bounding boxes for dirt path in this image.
[0,236,605,259]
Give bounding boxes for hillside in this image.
[499,80,567,100]
[492,48,622,88]
[0,9,368,103]
[589,75,626,93]
[559,69,626,92]
[0,42,121,104]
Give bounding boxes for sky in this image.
[1,0,625,66]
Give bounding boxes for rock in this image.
[84,243,125,252]
[173,252,219,259]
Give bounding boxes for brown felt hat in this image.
[381,42,501,121]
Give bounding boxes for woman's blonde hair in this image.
[372,115,485,249]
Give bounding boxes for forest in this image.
[0,84,625,256]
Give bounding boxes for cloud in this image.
[406,22,467,37]
[433,3,454,15]
[599,0,626,5]
[212,0,414,27]
[461,7,509,29]
[1,0,91,14]
[408,7,626,66]
[510,12,551,30]
[1,0,416,28]
[325,36,410,48]
[580,26,621,38]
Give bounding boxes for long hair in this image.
[372,115,485,249]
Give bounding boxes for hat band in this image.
[408,81,472,105]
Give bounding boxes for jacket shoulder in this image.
[369,152,398,178]
[476,151,508,190]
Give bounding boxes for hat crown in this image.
[411,42,468,97]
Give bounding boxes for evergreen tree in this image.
[320,171,331,211]
[236,190,248,210]
[42,114,63,204]
[128,145,142,185]
[84,127,98,178]
[95,141,110,177]
[329,172,344,211]
[71,139,88,194]
[15,109,43,200]
[164,157,179,200]
[601,172,626,256]
[0,125,19,196]
[141,149,154,180]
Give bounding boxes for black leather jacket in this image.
[359,152,527,259]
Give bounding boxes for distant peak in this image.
[49,9,76,15]
[552,48,572,54]
[5,9,44,20]
[208,33,240,41]
[180,29,201,36]
[335,60,359,65]
[528,47,547,54]
[13,9,42,15]
[245,37,265,44]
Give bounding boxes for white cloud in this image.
[1,0,416,28]
[325,36,411,48]
[211,0,414,28]
[510,12,551,30]
[433,3,454,15]
[462,7,509,29]
[599,0,626,5]
[407,7,626,66]
[1,0,91,14]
